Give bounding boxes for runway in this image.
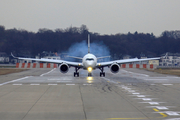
[0,68,180,120]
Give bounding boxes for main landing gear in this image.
[99,67,105,77]
[74,67,80,77]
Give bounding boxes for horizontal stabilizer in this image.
[97,56,111,59]
[66,56,83,59]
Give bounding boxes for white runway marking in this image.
[135,98,154,101]
[163,84,173,85]
[66,84,75,85]
[48,84,57,85]
[0,76,30,86]
[48,79,62,80]
[165,111,180,116]
[132,93,140,95]
[40,68,56,76]
[141,102,165,105]
[147,106,175,109]
[57,81,72,83]
[156,106,168,110]
[145,79,168,80]
[13,84,22,85]
[128,90,136,92]
[142,98,152,101]
[136,95,146,97]
[30,84,40,85]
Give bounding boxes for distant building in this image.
[149,60,159,66]
[123,55,131,59]
[159,53,180,66]
[0,52,9,63]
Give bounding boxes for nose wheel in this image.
[99,67,105,77]
[88,73,92,76]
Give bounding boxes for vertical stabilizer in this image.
[88,34,90,53]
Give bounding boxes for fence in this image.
[16,63,58,68]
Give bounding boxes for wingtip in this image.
[11,52,17,58]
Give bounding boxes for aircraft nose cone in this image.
[85,61,95,68]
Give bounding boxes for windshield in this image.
[86,58,94,61]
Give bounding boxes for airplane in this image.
[12,34,162,77]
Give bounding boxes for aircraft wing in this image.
[11,53,83,67]
[97,57,161,67]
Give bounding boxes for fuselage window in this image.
[86,58,94,61]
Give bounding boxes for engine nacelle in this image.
[110,63,120,73]
[59,63,69,73]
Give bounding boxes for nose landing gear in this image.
[88,73,92,76]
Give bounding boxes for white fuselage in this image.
[82,53,97,70]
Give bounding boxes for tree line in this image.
[0,24,180,59]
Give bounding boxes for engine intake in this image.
[59,63,69,73]
[110,63,120,73]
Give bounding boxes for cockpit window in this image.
[86,58,94,61]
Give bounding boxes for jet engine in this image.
[110,63,120,73]
[59,63,69,73]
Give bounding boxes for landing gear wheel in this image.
[74,72,79,77]
[88,73,92,76]
[74,67,80,77]
[100,72,105,77]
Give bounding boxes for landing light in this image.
[87,80,92,83]
[87,77,93,81]
[87,67,92,72]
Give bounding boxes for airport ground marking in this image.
[144,79,168,80]
[40,68,56,76]
[108,118,147,119]
[30,84,40,85]
[13,84,22,85]
[48,84,57,85]
[66,84,75,85]
[57,81,72,83]
[0,76,31,86]
[163,84,173,85]
[153,108,168,117]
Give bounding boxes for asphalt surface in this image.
[0,68,180,120]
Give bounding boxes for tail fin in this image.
[88,34,90,53]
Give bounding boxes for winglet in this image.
[88,34,90,53]
[161,52,168,59]
[11,53,18,58]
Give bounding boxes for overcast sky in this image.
[0,0,180,36]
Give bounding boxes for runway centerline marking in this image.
[13,84,22,85]
[30,84,40,85]
[48,84,57,85]
[66,84,75,85]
